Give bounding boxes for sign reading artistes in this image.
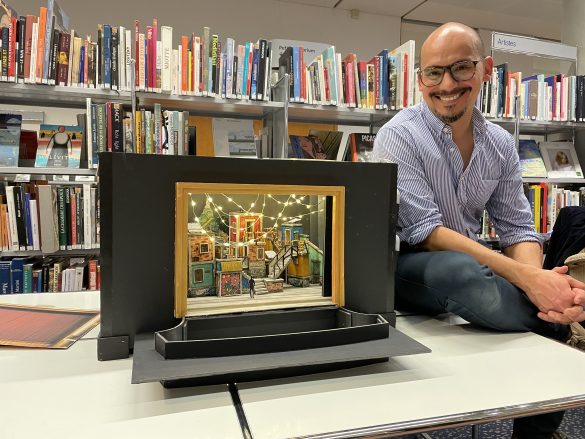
[491,32,577,60]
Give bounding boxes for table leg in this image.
[472,424,480,438]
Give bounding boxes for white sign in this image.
[15,174,31,182]
[492,32,577,61]
[74,175,96,182]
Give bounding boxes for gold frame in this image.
[175,182,345,318]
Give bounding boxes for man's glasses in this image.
[418,60,482,87]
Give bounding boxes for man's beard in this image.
[433,106,467,124]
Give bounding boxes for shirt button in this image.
[442,127,450,134]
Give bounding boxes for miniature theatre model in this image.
[97,154,429,386]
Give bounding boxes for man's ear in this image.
[417,73,423,91]
[482,56,494,82]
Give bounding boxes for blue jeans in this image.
[396,250,570,439]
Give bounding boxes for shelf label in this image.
[15,174,31,182]
[492,32,577,60]
[74,175,96,182]
[53,175,70,182]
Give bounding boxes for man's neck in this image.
[448,108,474,139]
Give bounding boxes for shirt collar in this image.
[421,101,487,140]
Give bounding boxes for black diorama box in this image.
[98,153,428,386]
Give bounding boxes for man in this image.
[249,276,255,299]
[373,22,585,439]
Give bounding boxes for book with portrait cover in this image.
[348,132,376,162]
[35,124,83,168]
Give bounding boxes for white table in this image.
[0,292,243,439]
[237,315,585,438]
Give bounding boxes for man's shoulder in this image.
[378,104,425,137]
[483,118,515,149]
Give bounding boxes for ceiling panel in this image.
[335,0,424,17]
[406,0,562,40]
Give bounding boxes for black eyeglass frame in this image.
[417,59,483,87]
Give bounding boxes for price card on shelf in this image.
[14,174,31,182]
[74,175,96,183]
[53,175,70,182]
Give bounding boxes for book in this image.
[307,130,343,160]
[540,141,584,179]
[518,139,547,178]
[35,124,83,168]
[0,113,22,166]
[288,135,327,160]
[347,133,376,162]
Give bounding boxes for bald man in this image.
[373,22,584,439]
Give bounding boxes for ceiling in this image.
[275,0,564,40]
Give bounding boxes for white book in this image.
[118,26,126,91]
[155,40,162,92]
[336,52,343,107]
[125,30,132,91]
[86,98,94,169]
[226,38,235,99]
[317,55,326,105]
[83,184,92,249]
[177,112,184,155]
[67,29,75,87]
[29,23,38,84]
[306,68,312,105]
[172,48,179,95]
[75,266,84,291]
[138,32,146,91]
[29,199,40,251]
[5,186,19,251]
[161,26,173,92]
[194,37,201,96]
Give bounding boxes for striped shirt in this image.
[373,102,541,249]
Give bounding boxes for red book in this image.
[299,47,305,102]
[151,18,158,90]
[8,15,17,79]
[324,66,330,103]
[146,25,153,91]
[403,53,408,108]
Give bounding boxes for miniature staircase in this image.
[254,279,269,295]
[267,244,297,279]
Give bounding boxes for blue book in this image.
[103,24,112,87]
[24,192,33,249]
[242,42,251,98]
[250,48,259,100]
[293,46,300,102]
[221,52,227,97]
[0,261,11,294]
[10,258,26,294]
[79,45,85,84]
[378,49,389,109]
[0,114,22,167]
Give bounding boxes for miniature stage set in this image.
[97,154,429,386]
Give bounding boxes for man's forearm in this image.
[502,241,543,269]
[421,226,536,292]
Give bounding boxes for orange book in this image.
[181,36,189,94]
[35,7,47,83]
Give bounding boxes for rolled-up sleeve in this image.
[485,137,542,248]
[373,126,443,246]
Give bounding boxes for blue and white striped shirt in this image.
[373,102,541,248]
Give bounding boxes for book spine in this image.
[56,186,66,250]
[17,16,25,81]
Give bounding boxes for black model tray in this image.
[155,306,389,359]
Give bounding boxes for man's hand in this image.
[522,266,585,309]
[521,265,585,324]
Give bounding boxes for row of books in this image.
[278,41,417,109]
[85,100,193,165]
[479,63,585,122]
[0,256,99,294]
[479,184,585,239]
[0,182,99,253]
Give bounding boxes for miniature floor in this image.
[186,284,330,316]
